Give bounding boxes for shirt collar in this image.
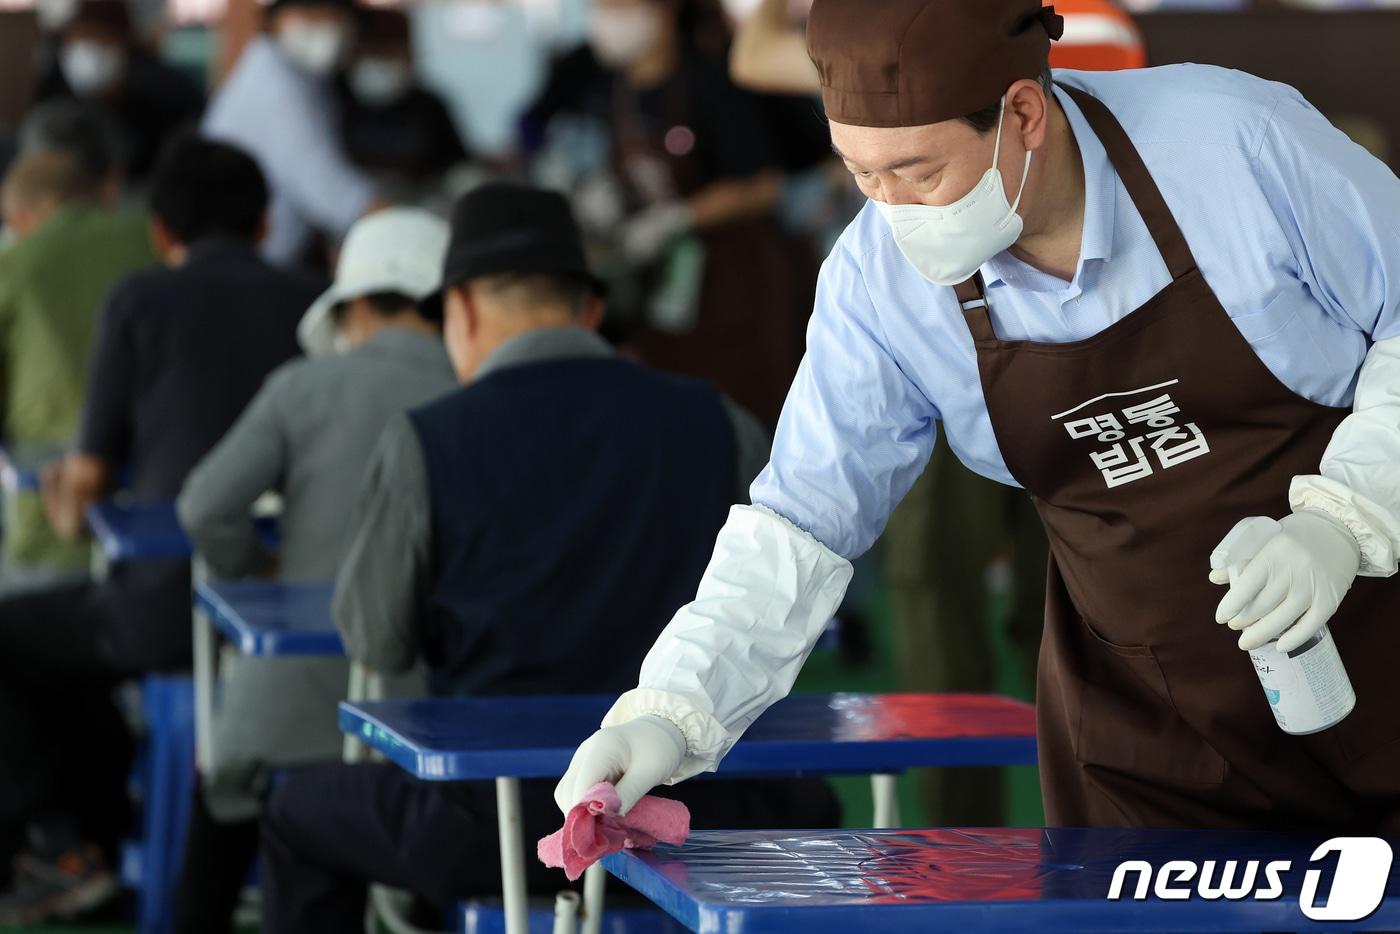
[475,326,613,380]
[980,81,1117,292]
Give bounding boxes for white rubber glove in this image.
[553,715,686,817]
[620,202,694,265]
[1210,510,1361,653]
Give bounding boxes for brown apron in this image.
[954,84,1400,832]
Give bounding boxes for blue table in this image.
[194,580,341,656]
[342,693,1037,934]
[87,500,192,561]
[604,827,1400,933]
[339,692,1037,782]
[190,579,345,788]
[87,499,280,563]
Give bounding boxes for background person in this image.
[527,0,816,425]
[202,0,377,267]
[173,208,454,934]
[0,102,152,596]
[0,135,319,926]
[338,7,470,194]
[30,0,204,183]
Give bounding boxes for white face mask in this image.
[60,41,125,95]
[350,57,412,106]
[876,96,1032,287]
[278,21,349,77]
[588,6,660,69]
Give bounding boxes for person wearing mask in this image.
[203,0,378,267]
[0,102,153,596]
[0,136,320,925]
[171,208,454,934]
[31,0,204,181]
[256,183,835,932]
[557,0,1400,840]
[728,0,1145,828]
[527,0,815,426]
[338,8,469,191]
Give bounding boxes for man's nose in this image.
[878,179,922,207]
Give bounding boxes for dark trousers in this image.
[0,583,134,867]
[172,777,259,934]
[261,762,841,933]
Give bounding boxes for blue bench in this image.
[604,826,1400,933]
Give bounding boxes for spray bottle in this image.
[1211,517,1355,735]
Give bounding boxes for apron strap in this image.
[954,84,1197,339]
[1059,84,1199,282]
[954,273,998,343]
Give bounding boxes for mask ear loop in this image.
[993,95,1034,218]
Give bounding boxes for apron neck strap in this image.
[1060,83,1198,282]
[953,84,1198,329]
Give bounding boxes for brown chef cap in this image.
[807,0,1064,128]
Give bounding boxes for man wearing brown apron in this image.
[555,0,1400,836]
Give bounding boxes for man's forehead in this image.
[829,120,962,170]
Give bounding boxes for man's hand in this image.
[1210,511,1361,652]
[553,716,686,817]
[40,453,112,542]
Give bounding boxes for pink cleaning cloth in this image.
[537,782,690,881]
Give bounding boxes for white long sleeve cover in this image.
[1291,335,1400,577]
[602,504,853,781]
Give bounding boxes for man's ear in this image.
[1008,76,1050,153]
[149,217,187,266]
[459,285,482,337]
[578,296,606,332]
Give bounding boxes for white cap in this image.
[298,207,451,355]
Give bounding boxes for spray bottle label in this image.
[1248,627,1355,734]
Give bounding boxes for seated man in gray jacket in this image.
[173,207,456,934]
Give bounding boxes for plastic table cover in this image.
[338,693,1037,781]
[194,579,340,656]
[602,827,1400,933]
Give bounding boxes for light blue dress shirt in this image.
[751,64,1400,561]
[203,38,376,265]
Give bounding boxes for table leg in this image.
[552,890,580,934]
[193,605,216,774]
[581,862,606,934]
[871,773,900,828]
[496,776,529,934]
[343,663,367,763]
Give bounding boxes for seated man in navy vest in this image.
[258,182,839,932]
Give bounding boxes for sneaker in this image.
[0,845,118,925]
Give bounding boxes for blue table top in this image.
[87,499,191,560]
[195,579,340,657]
[87,499,279,562]
[339,693,1036,781]
[603,827,1400,933]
